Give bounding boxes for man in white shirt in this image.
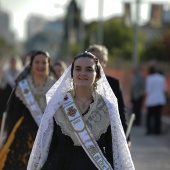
[145,65,167,135]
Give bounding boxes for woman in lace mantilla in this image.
[0,51,56,170]
[28,52,135,170]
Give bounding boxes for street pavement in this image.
[130,122,170,170]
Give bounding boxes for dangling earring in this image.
[72,80,76,96]
[93,82,97,91]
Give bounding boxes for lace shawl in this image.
[27,65,135,170]
[54,91,110,146]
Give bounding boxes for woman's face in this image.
[73,57,97,88]
[31,54,49,77]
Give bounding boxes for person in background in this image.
[0,50,56,170]
[145,64,167,135]
[0,56,23,127]
[27,51,135,170]
[87,44,131,147]
[53,61,67,79]
[23,50,37,67]
[130,66,145,126]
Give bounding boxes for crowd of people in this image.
[0,44,169,170]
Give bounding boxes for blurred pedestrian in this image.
[130,66,145,126]
[53,61,67,79]
[27,51,135,170]
[0,50,56,170]
[87,44,131,147]
[0,56,23,127]
[145,64,168,135]
[23,50,37,66]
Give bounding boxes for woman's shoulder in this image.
[94,92,108,106]
[15,81,27,105]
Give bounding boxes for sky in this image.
[1,0,169,41]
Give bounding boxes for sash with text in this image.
[62,92,113,170]
[19,79,43,126]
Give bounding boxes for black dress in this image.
[0,90,38,170]
[41,119,113,170]
[0,84,13,122]
[0,75,56,170]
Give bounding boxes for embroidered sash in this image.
[62,92,113,170]
[19,79,43,126]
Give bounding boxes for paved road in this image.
[130,124,170,170]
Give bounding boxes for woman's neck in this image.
[75,87,93,101]
[74,87,93,112]
[32,74,47,87]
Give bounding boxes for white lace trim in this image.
[54,92,110,146]
[16,75,56,112]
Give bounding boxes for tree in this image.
[141,38,167,62]
[0,37,16,59]
[84,19,138,61]
[163,30,170,62]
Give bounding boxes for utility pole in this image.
[132,0,140,68]
[97,0,104,44]
[78,0,85,52]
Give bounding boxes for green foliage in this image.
[104,19,133,48]
[0,37,16,59]
[0,37,8,47]
[85,19,137,60]
[162,30,170,62]
[68,43,78,58]
[141,38,167,61]
[84,22,98,47]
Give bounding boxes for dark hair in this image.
[53,61,67,70]
[148,66,156,74]
[15,50,51,84]
[30,50,50,67]
[71,51,101,79]
[87,44,108,62]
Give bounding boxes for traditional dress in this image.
[0,74,56,170]
[42,92,113,170]
[28,65,135,170]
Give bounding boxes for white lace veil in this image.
[27,63,135,170]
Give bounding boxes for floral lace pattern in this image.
[54,92,110,146]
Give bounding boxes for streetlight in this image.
[97,0,104,44]
[78,0,85,52]
[132,0,140,68]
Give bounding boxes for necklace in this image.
[31,76,47,92]
[75,96,92,109]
